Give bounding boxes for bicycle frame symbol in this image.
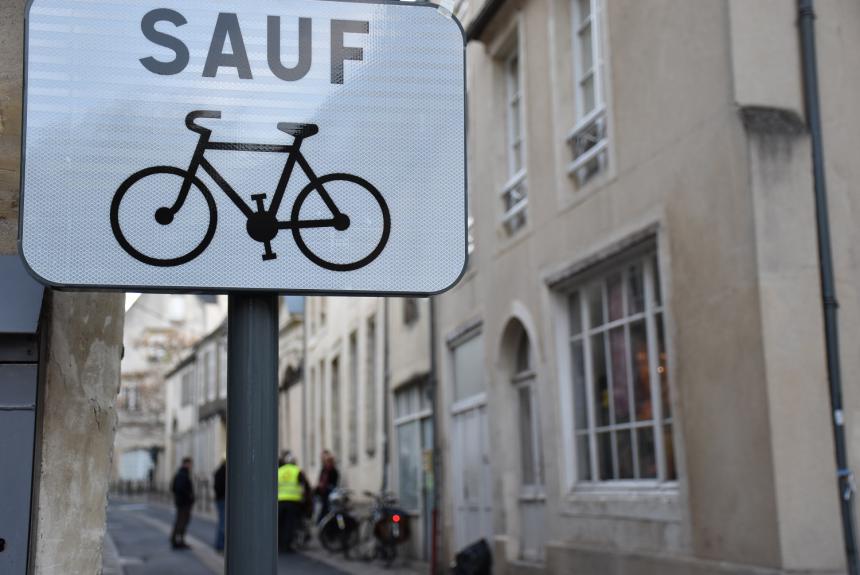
[110,110,391,271]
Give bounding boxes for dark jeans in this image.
[278,501,303,552]
[316,493,331,524]
[171,505,192,546]
[214,499,226,551]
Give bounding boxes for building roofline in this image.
[163,318,227,378]
[465,0,507,41]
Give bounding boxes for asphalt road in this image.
[107,502,213,575]
[106,499,349,575]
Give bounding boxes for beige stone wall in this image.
[30,291,124,574]
[388,297,431,392]
[1,1,125,572]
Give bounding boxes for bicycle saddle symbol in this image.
[110,110,391,271]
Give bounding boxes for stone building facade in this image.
[433,0,859,574]
[117,294,225,485]
[163,319,227,489]
[303,296,388,494]
[277,295,306,461]
[162,296,302,492]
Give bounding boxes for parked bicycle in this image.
[318,488,360,556]
[110,110,390,271]
[356,490,411,568]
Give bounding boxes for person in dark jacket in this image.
[213,459,226,552]
[170,457,195,549]
[314,450,339,523]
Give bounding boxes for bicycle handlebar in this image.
[186,110,221,134]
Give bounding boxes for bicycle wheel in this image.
[291,173,390,271]
[319,520,342,553]
[110,166,217,267]
[356,518,377,561]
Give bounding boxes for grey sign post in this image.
[227,293,279,573]
[21,0,465,571]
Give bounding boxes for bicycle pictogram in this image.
[110,110,391,271]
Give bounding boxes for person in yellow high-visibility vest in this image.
[277,451,310,552]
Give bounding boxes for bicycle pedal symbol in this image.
[110,110,391,271]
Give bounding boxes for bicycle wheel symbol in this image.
[110,166,217,268]
[292,174,390,272]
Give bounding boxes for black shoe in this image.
[178,543,192,550]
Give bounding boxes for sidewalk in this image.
[107,496,428,575]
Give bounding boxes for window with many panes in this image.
[501,40,527,235]
[568,0,608,186]
[394,380,432,511]
[568,252,676,483]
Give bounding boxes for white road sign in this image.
[21,0,465,294]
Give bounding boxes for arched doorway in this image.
[501,319,545,562]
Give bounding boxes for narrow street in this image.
[103,498,351,575]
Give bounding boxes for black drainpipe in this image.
[797,2,859,573]
[429,296,441,573]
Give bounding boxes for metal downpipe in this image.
[797,1,859,573]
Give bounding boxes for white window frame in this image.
[348,331,359,464]
[196,358,205,406]
[218,339,228,399]
[563,251,676,490]
[309,365,317,467]
[449,327,487,413]
[505,50,525,178]
[500,36,528,236]
[568,0,609,183]
[365,314,378,456]
[206,349,216,402]
[181,368,194,407]
[331,355,342,459]
[393,383,432,513]
[512,346,545,498]
[319,359,327,452]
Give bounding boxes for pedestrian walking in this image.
[213,458,226,553]
[277,451,311,552]
[170,457,195,550]
[314,450,340,523]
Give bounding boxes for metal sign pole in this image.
[226,293,278,575]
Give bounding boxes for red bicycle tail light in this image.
[392,514,401,523]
